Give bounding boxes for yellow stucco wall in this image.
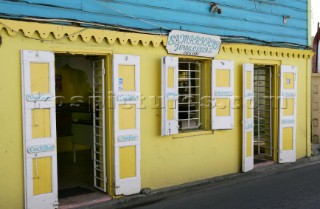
[0,19,312,208]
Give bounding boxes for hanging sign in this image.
[166,30,221,58]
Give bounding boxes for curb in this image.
[78,156,320,209]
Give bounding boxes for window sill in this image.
[172,130,214,139]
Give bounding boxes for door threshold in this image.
[59,191,111,209]
[254,160,274,168]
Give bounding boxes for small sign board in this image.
[27,144,55,154]
[166,30,221,58]
[117,134,139,142]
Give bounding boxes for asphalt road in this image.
[130,163,320,209]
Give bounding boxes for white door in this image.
[242,64,254,172]
[279,65,297,163]
[113,54,141,195]
[21,50,58,209]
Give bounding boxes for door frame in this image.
[51,50,114,196]
[250,59,280,163]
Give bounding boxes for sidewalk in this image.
[77,156,320,209]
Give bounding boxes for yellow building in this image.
[0,19,314,209]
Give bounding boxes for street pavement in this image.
[128,163,320,209]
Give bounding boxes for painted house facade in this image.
[0,0,314,208]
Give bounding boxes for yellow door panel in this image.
[246,71,252,89]
[246,132,252,157]
[30,63,50,94]
[119,65,135,91]
[283,72,295,90]
[282,98,294,116]
[119,104,136,130]
[216,69,230,87]
[216,98,230,116]
[33,157,52,196]
[282,127,293,150]
[167,67,175,88]
[32,109,51,138]
[119,146,136,179]
[167,100,175,120]
[246,99,253,119]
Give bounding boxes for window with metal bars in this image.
[178,60,201,130]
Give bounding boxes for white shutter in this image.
[242,64,254,172]
[279,65,297,163]
[113,54,141,195]
[211,60,234,130]
[161,56,179,136]
[21,50,58,209]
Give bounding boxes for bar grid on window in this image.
[178,60,201,130]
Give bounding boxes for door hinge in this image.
[114,183,120,189]
[53,201,59,208]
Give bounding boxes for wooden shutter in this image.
[242,63,254,172]
[22,50,58,209]
[279,65,297,163]
[161,56,179,136]
[211,60,234,130]
[113,54,141,195]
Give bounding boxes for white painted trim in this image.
[242,63,254,172]
[211,60,234,130]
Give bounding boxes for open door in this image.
[113,54,141,195]
[279,65,297,163]
[242,63,254,172]
[92,59,107,192]
[21,50,58,209]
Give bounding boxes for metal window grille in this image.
[92,59,107,192]
[178,60,201,130]
[254,65,273,157]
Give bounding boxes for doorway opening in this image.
[253,65,275,165]
[55,54,110,207]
